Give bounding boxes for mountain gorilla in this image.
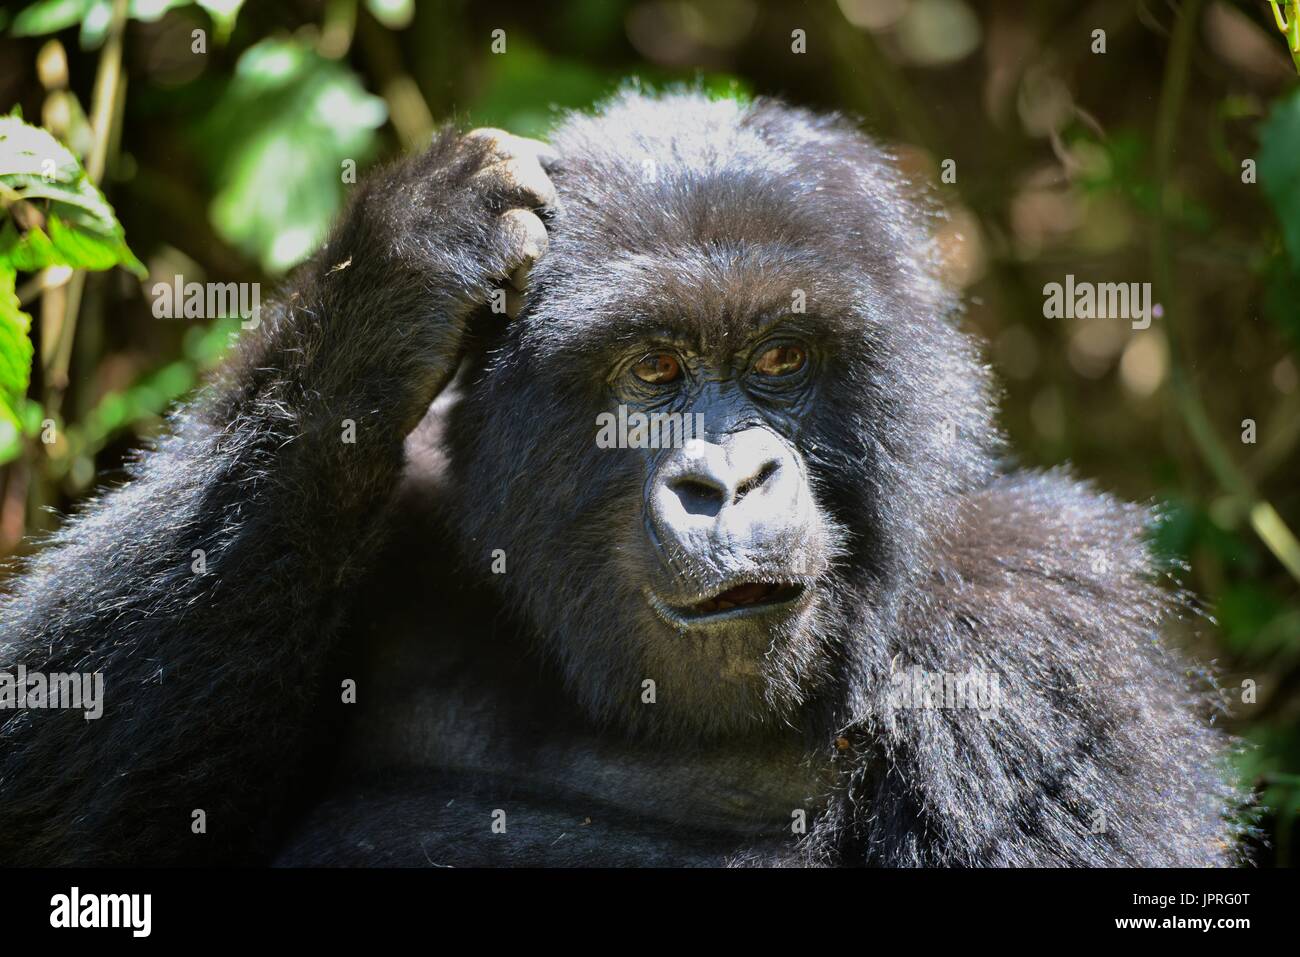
[0,91,1245,866]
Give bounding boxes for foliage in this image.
[0,113,143,462]
[11,0,245,48]
[191,38,386,273]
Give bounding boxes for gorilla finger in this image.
[463,127,512,156]
[473,156,557,209]
[516,135,560,172]
[465,128,560,171]
[496,208,549,268]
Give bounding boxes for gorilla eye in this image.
[632,353,682,385]
[754,344,806,377]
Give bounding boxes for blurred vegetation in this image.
[0,0,1298,864]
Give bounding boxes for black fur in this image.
[0,91,1247,866]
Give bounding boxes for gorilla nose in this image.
[650,428,814,561]
[667,459,779,518]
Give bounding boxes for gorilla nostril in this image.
[669,477,726,518]
[733,460,780,503]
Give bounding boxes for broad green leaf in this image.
[45,213,132,270]
[0,113,81,179]
[0,216,136,273]
[0,264,34,465]
[191,38,386,273]
[10,0,236,48]
[0,221,57,271]
[0,114,144,464]
[0,114,146,277]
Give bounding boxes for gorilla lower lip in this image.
[670,581,806,622]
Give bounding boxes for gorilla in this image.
[0,91,1247,866]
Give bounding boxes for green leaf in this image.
[0,114,146,277]
[10,0,236,48]
[0,264,34,465]
[0,112,81,179]
[10,0,93,38]
[1259,88,1300,272]
[191,38,386,273]
[0,114,144,465]
[45,213,133,269]
[0,221,58,271]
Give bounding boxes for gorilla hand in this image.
[463,127,556,316]
[299,126,558,433]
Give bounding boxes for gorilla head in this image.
[441,91,1000,738]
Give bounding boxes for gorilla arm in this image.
[0,129,553,865]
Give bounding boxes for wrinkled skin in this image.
[0,92,1247,866]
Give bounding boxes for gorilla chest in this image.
[322,601,830,863]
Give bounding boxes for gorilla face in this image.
[613,312,835,622]
[589,307,849,730]
[450,283,855,738]
[444,93,999,739]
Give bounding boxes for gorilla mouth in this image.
[654,580,808,626]
[691,581,802,615]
